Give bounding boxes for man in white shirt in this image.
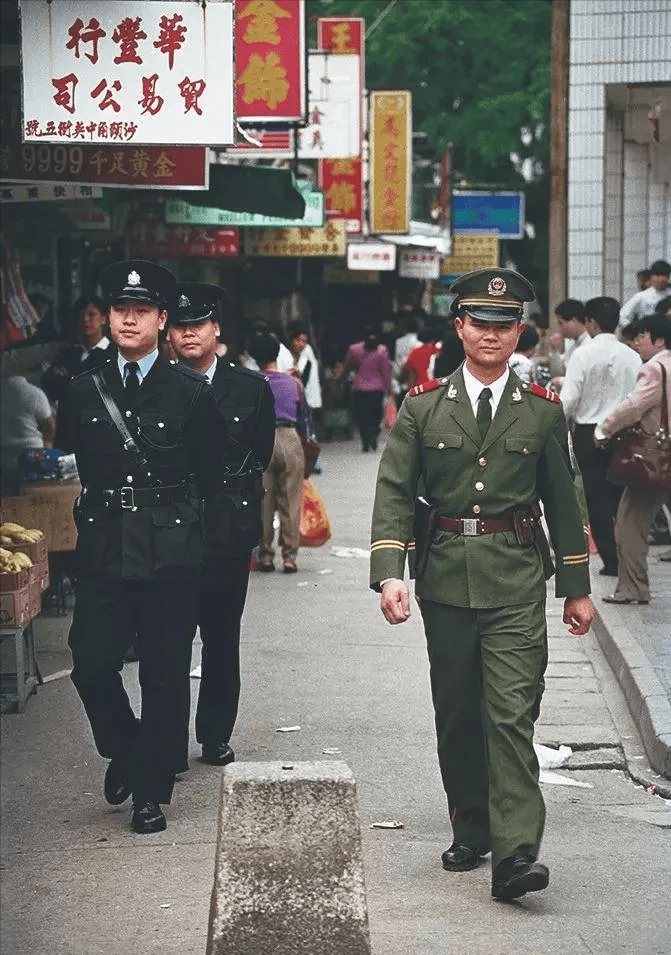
[619,260,670,329]
[548,299,591,389]
[561,297,642,576]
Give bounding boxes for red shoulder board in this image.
[408,378,445,398]
[528,383,560,404]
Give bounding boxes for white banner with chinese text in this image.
[19,1,234,146]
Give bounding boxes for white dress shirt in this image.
[559,333,641,426]
[619,286,668,328]
[81,336,111,362]
[462,364,510,418]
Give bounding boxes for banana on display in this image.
[0,522,44,544]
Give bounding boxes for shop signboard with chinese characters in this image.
[296,54,361,159]
[235,0,306,123]
[317,17,365,57]
[347,242,396,272]
[369,91,412,234]
[165,181,324,228]
[398,248,441,280]
[438,234,499,282]
[0,138,208,189]
[18,1,234,146]
[129,219,239,258]
[318,158,362,234]
[452,192,524,240]
[0,182,103,203]
[243,221,346,257]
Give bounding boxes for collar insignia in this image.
[487,275,506,296]
[512,387,522,402]
[447,383,458,399]
[127,270,141,286]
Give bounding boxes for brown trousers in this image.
[260,427,304,564]
[614,486,667,601]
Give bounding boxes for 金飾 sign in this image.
[130,220,239,258]
[243,221,346,257]
[235,0,306,123]
[369,91,411,234]
[19,1,234,146]
[1,138,207,189]
[318,158,362,234]
[347,242,396,272]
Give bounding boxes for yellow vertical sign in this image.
[369,91,411,234]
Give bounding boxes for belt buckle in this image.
[119,486,135,509]
[461,518,479,536]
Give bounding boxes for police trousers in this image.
[419,598,547,868]
[69,579,198,804]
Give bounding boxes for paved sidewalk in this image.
[1,437,670,955]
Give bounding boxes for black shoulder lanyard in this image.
[92,369,151,472]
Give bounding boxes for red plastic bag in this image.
[384,394,397,430]
[299,479,332,547]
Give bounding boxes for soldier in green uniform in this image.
[370,268,594,901]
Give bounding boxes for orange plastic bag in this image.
[299,479,332,547]
[384,394,397,430]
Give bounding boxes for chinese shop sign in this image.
[243,221,346,257]
[296,54,361,159]
[130,219,239,258]
[318,158,363,234]
[369,91,412,234]
[19,1,234,146]
[0,138,207,189]
[0,183,103,203]
[398,248,441,280]
[235,0,306,123]
[439,234,499,281]
[165,181,324,228]
[317,17,365,56]
[347,242,396,272]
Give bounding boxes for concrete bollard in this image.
[206,761,371,955]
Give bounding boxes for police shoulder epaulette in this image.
[230,362,265,382]
[526,382,560,404]
[71,358,112,381]
[408,378,446,398]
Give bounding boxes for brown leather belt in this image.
[437,514,517,536]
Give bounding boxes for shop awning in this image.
[179,164,306,219]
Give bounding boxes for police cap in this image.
[99,259,176,313]
[450,267,535,323]
[171,282,227,326]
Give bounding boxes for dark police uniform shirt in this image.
[55,354,210,582]
[370,365,591,607]
[204,357,275,557]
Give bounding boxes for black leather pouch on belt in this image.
[414,496,439,579]
[512,508,535,546]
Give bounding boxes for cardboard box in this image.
[0,569,31,593]
[29,557,50,592]
[28,579,42,619]
[0,585,33,627]
[6,537,47,564]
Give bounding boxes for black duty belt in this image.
[84,484,190,510]
[438,513,523,536]
[275,419,296,429]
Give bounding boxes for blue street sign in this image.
[452,191,525,239]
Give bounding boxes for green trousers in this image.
[419,598,547,868]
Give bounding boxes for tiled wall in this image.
[568,0,671,303]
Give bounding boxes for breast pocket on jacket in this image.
[151,502,202,570]
[79,409,118,456]
[504,437,543,475]
[138,412,183,450]
[423,431,464,474]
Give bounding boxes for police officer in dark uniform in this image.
[55,260,212,834]
[168,283,275,767]
[370,268,595,901]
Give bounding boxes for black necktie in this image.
[124,361,140,405]
[476,387,492,439]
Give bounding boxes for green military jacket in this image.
[370,366,591,607]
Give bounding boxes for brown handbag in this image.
[606,362,671,492]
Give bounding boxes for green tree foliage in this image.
[308,0,554,309]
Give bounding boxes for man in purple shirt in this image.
[248,333,307,573]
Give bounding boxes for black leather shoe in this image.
[104,761,132,806]
[201,742,235,766]
[441,843,488,872]
[131,801,166,834]
[492,853,549,900]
